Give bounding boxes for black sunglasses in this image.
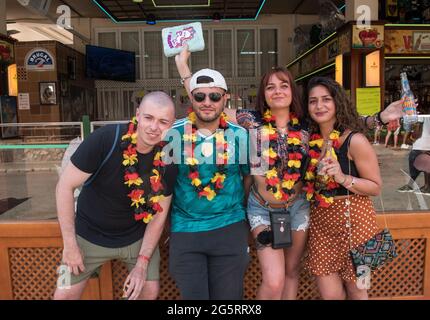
[193,92,225,103]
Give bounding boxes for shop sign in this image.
[18,93,31,110]
[0,40,14,64]
[25,48,55,71]
[385,30,430,53]
[352,25,384,49]
[413,32,430,52]
[365,51,380,87]
[356,87,380,116]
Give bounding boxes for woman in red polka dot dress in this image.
[303,77,381,300]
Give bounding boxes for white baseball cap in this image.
[189,69,228,92]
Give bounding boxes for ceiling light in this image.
[151,0,211,8]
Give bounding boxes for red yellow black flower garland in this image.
[303,130,341,208]
[121,117,165,223]
[184,111,229,201]
[262,110,306,201]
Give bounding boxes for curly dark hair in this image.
[256,67,303,119]
[304,77,364,134]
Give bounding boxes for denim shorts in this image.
[403,121,412,132]
[247,191,310,232]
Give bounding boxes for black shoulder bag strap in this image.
[83,124,121,187]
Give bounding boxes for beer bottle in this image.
[400,72,418,126]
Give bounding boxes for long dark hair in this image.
[304,77,364,134]
[256,67,303,119]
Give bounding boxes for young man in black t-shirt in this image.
[54,92,177,300]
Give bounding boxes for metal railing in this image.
[90,120,128,132]
[0,120,130,151]
[0,122,84,150]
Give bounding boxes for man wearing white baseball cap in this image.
[189,68,228,89]
[167,47,251,300]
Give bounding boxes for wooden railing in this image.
[0,212,429,300]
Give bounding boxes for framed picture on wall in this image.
[39,82,57,105]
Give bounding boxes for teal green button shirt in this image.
[166,118,250,233]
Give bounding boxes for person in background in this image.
[400,118,413,150]
[397,116,430,195]
[384,119,400,149]
[373,123,382,145]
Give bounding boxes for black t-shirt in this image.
[71,124,178,248]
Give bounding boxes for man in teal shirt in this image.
[167,64,251,300]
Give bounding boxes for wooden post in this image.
[0,244,13,299]
[350,50,362,106]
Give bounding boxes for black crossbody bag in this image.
[268,152,310,249]
[270,210,292,249]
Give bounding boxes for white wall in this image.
[7,22,73,43]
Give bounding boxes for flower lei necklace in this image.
[121,117,165,224]
[303,130,341,208]
[262,109,305,201]
[184,110,229,201]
